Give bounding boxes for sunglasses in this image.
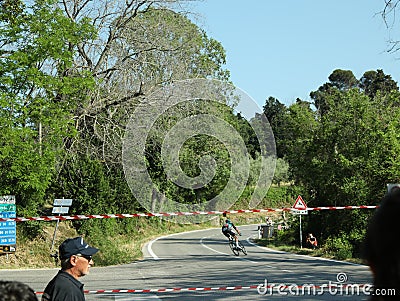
[75,254,93,262]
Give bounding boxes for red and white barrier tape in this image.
[34,283,371,295]
[0,206,378,222]
[35,285,258,295]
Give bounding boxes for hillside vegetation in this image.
[0,0,398,267]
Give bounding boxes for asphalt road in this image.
[1,225,373,300]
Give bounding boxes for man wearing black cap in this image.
[42,237,99,301]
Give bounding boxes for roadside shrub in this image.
[324,234,353,260]
[275,225,298,245]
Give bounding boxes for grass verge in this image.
[254,237,365,265]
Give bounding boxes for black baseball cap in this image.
[59,237,99,260]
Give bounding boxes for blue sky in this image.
[188,1,400,109]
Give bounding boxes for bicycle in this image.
[228,234,247,256]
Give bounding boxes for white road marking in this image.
[146,228,218,260]
[200,236,229,255]
[147,237,160,260]
[246,235,286,254]
[200,236,259,263]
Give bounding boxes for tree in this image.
[310,69,358,117]
[359,69,398,99]
[283,98,318,188]
[262,97,287,158]
[310,83,334,116]
[58,3,230,165]
[233,112,260,159]
[49,1,233,218]
[0,0,96,218]
[286,85,400,252]
[0,0,24,23]
[328,69,358,91]
[272,158,290,186]
[275,67,400,255]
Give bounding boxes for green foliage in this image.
[259,185,296,208]
[53,5,235,222]
[310,69,359,115]
[18,221,43,240]
[284,88,400,207]
[49,155,141,219]
[279,88,400,258]
[283,100,318,188]
[0,0,97,222]
[235,113,261,158]
[323,233,353,260]
[0,0,24,23]
[262,68,400,260]
[275,225,298,245]
[360,69,398,98]
[5,0,400,267]
[273,158,290,186]
[77,219,133,265]
[144,99,259,210]
[328,69,358,91]
[263,97,287,158]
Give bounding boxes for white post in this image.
[299,215,302,249]
[50,218,60,252]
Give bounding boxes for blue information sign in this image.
[0,195,16,253]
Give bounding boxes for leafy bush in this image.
[323,234,353,260]
[275,227,297,245]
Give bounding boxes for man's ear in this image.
[69,255,78,267]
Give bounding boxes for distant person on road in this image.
[0,280,38,301]
[363,188,400,300]
[222,218,241,248]
[306,233,318,249]
[42,237,99,301]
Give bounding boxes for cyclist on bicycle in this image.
[222,218,241,249]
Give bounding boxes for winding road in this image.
[2,225,372,300]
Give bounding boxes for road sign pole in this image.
[299,215,302,249]
[50,198,73,256]
[50,217,60,252]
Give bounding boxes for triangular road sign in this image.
[293,195,307,210]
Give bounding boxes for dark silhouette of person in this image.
[363,187,400,300]
[0,280,38,301]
